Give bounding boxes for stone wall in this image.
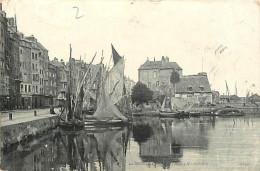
[0,116,59,149]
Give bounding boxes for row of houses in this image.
[138,56,213,104]
[0,5,105,110]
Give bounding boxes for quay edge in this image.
[0,115,59,150]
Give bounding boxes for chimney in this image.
[154,57,155,61]
[161,56,165,65]
[8,18,15,26]
[165,56,169,62]
[147,57,149,61]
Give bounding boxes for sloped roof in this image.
[230,95,241,100]
[51,60,66,68]
[139,60,182,70]
[36,42,48,51]
[175,75,211,93]
[249,94,260,102]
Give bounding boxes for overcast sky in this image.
[3,0,260,96]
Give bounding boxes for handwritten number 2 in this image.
[73,7,84,19]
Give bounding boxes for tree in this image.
[131,82,153,105]
[170,70,180,85]
[169,70,181,99]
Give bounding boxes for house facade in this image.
[0,8,9,110]
[138,56,182,98]
[175,72,212,104]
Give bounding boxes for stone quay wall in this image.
[0,116,59,149]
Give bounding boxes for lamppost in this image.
[7,96,10,111]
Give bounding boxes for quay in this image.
[0,108,60,149]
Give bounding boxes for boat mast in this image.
[67,44,73,120]
[95,50,104,110]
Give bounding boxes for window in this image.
[25,85,27,92]
[28,85,31,92]
[148,82,151,87]
[187,86,193,92]
[32,63,34,70]
[20,49,22,54]
[156,81,159,87]
[36,86,38,93]
[32,52,34,59]
[153,71,157,77]
[21,84,23,91]
[35,54,37,60]
[199,85,204,91]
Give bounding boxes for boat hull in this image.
[59,119,85,130]
[159,112,190,118]
[84,116,132,127]
[214,108,244,117]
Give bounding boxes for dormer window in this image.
[187,85,193,92]
[199,85,204,91]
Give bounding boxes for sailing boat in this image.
[85,44,132,126]
[159,95,191,118]
[59,44,85,129]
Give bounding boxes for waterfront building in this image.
[124,76,135,95]
[7,17,22,109]
[19,34,33,109]
[19,34,49,109]
[0,5,9,110]
[67,58,104,108]
[138,56,182,98]
[175,72,212,104]
[50,58,68,107]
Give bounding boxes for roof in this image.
[50,60,66,68]
[249,94,260,102]
[139,60,182,70]
[175,75,211,93]
[230,95,241,100]
[36,42,48,51]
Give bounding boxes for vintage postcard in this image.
[0,0,259,171]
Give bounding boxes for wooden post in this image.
[9,113,12,120]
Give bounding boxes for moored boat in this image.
[84,44,132,126]
[214,107,244,117]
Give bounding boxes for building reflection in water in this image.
[0,117,217,171]
[0,127,130,171]
[133,116,216,169]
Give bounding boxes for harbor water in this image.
[1,115,259,171]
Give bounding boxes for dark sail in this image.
[111,44,123,65]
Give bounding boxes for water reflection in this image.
[1,116,260,171]
[132,117,216,169]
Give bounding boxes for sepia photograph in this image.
[0,0,259,170]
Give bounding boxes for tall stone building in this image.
[19,34,33,109]
[124,76,135,95]
[0,5,9,110]
[49,58,68,107]
[138,56,182,98]
[19,35,49,109]
[7,17,22,109]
